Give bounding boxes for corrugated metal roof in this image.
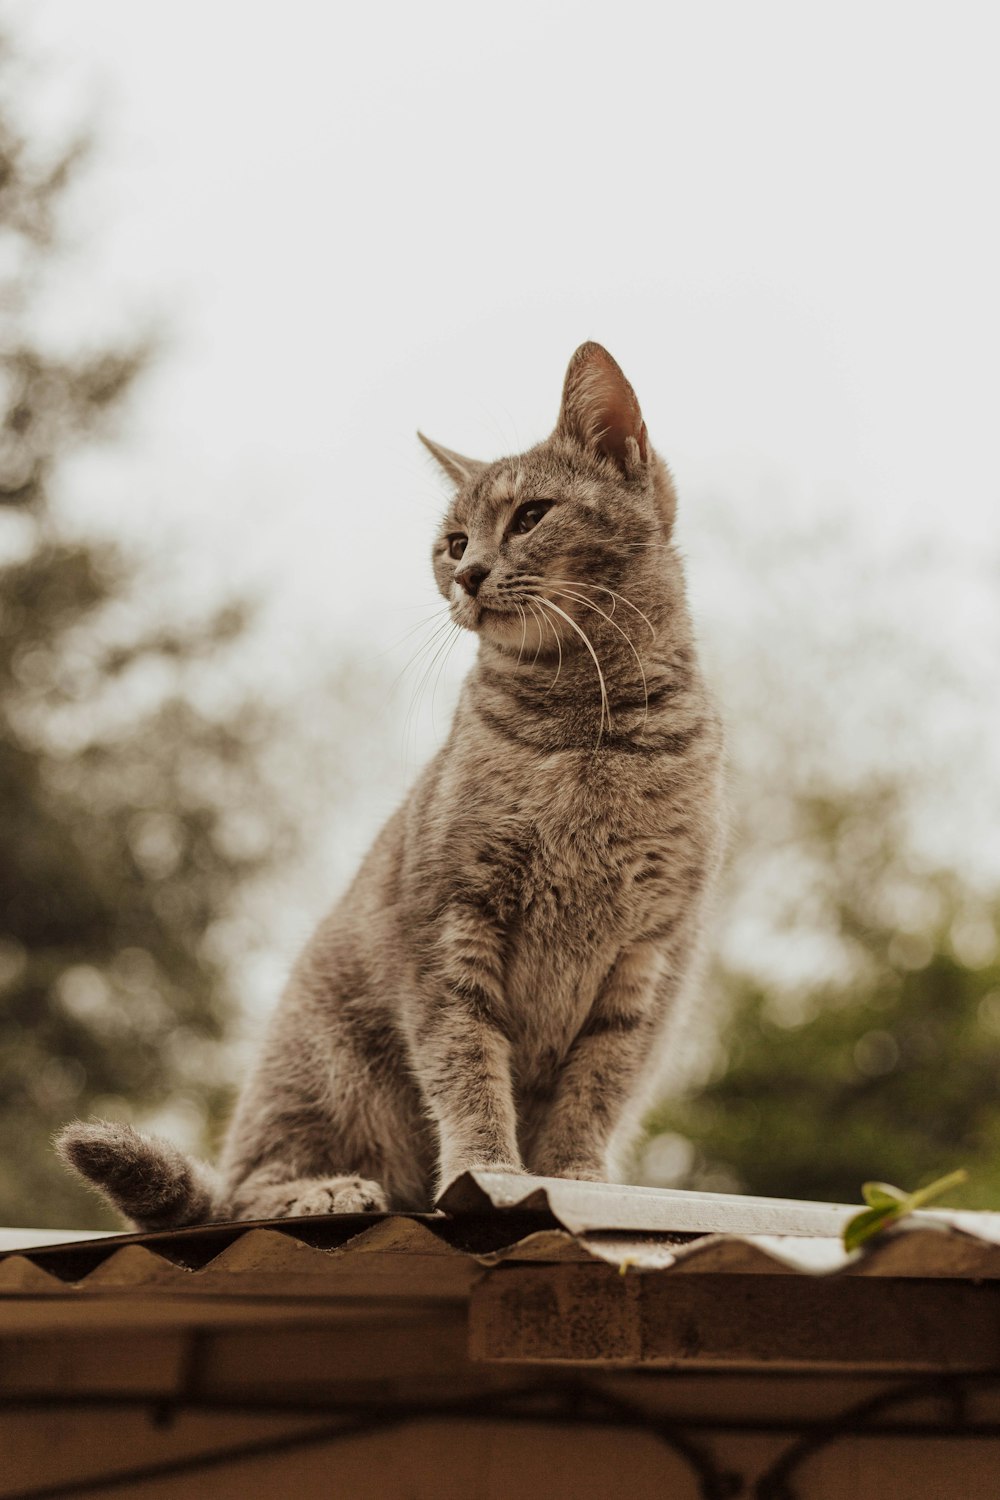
[2,1170,1000,1309]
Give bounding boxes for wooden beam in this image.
[469,1264,1000,1372]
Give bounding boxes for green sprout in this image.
[843,1169,968,1253]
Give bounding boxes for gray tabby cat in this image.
[57,342,725,1228]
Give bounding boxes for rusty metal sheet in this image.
[2,1171,1000,1330]
[438,1169,1000,1242]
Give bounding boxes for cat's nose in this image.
[455,562,490,598]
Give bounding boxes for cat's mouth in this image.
[455,602,503,634]
[452,592,554,653]
[451,592,500,626]
[474,600,520,627]
[458,599,553,658]
[452,593,519,637]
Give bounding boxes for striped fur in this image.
[57,343,726,1227]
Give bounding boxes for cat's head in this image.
[422,342,679,655]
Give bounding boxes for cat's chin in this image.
[458,605,505,639]
[474,606,547,655]
[476,606,511,629]
[452,599,513,637]
[450,590,547,648]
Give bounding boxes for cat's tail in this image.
[55,1119,221,1232]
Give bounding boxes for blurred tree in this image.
[643,771,1000,1212]
[637,502,1000,1212]
[0,36,292,1227]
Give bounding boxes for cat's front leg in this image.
[529,942,668,1180]
[408,901,523,1195]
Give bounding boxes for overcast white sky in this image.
[14,0,999,661]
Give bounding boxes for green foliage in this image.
[0,35,289,1228]
[843,1170,968,1253]
[646,779,1000,1212]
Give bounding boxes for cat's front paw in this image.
[533,1158,607,1183]
[287,1176,388,1215]
[436,1158,527,1195]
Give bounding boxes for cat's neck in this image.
[466,594,698,749]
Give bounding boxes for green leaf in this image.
[862,1181,908,1209]
[844,1205,897,1253]
[844,1169,969,1253]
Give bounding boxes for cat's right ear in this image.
[556,342,648,477]
[417,432,485,488]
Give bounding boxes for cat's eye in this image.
[511,501,554,535]
[448,534,468,561]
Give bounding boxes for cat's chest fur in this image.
[418,733,694,1074]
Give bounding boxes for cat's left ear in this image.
[556,342,648,476]
[417,431,486,488]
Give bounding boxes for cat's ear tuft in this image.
[417,431,486,487]
[557,342,648,475]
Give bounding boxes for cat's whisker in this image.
[528,597,562,692]
[429,620,463,734]
[525,599,546,667]
[535,596,610,744]
[549,587,649,726]
[417,620,462,741]
[613,541,679,552]
[391,614,456,700]
[514,601,528,667]
[379,607,452,660]
[546,578,656,642]
[401,617,460,759]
